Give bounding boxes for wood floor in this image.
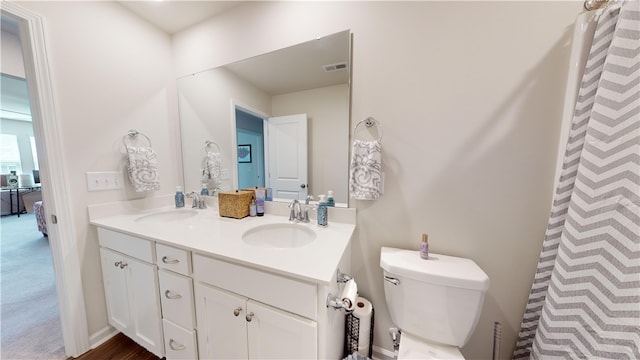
[71,333,160,360]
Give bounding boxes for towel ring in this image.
[204,140,221,153]
[354,117,383,142]
[122,130,152,150]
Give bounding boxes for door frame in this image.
[229,99,269,190]
[2,2,90,357]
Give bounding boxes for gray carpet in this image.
[1,213,66,360]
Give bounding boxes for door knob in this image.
[300,184,306,189]
[233,307,242,316]
[246,312,254,322]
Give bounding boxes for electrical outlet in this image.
[86,171,124,191]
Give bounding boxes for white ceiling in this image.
[117,1,243,34]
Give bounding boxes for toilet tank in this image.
[380,247,489,347]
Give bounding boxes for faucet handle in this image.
[288,199,298,221]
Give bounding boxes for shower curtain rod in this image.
[584,0,610,11]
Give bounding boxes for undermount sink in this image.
[242,223,316,248]
[134,209,198,223]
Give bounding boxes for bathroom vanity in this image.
[89,199,355,359]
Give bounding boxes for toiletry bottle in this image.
[201,184,209,196]
[249,196,257,217]
[420,233,429,259]
[175,186,185,208]
[317,194,328,227]
[326,190,335,207]
[256,188,265,216]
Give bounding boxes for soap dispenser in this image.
[175,186,185,208]
[317,195,328,227]
[200,183,210,196]
[326,190,335,207]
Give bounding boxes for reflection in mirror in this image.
[178,30,351,206]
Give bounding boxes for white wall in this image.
[15,1,180,338]
[173,2,581,358]
[1,28,26,78]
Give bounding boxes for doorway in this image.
[235,108,265,190]
[1,3,89,357]
[1,15,65,359]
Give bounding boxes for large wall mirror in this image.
[178,30,351,207]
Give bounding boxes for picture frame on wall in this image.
[237,144,252,163]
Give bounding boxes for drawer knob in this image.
[233,307,242,316]
[164,290,182,300]
[114,261,121,268]
[246,312,254,322]
[169,339,186,351]
[162,256,180,264]
[119,262,128,269]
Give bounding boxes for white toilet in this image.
[380,247,489,359]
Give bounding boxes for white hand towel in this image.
[126,146,160,192]
[201,151,222,187]
[349,139,383,200]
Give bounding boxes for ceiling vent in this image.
[322,62,348,72]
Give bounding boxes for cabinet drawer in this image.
[162,319,198,360]
[158,270,195,330]
[193,254,317,320]
[156,243,191,275]
[97,228,153,263]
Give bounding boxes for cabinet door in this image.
[100,248,132,336]
[195,283,248,359]
[247,300,317,359]
[128,256,164,357]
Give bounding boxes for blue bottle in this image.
[317,195,328,227]
[175,186,185,208]
[200,184,209,196]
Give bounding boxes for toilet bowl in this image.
[380,247,489,359]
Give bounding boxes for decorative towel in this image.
[201,151,222,187]
[125,146,160,192]
[349,139,383,200]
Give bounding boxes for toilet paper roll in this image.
[353,296,373,357]
[340,278,358,311]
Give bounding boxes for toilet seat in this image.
[398,332,464,360]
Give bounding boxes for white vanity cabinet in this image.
[193,256,318,359]
[91,207,354,360]
[97,228,164,357]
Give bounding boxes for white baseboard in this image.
[372,345,396,360]
[89,325,119,349]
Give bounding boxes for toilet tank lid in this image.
[380,247,489,291]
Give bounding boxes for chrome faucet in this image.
[301,195,314,223]
[187,192,207,209]
[288,199,302,222]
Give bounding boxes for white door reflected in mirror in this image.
[267,114,308,201]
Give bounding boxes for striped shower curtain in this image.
[513,1,639,359]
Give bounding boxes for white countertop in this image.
[90,205,355,285]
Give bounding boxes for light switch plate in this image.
[86,171,124,191]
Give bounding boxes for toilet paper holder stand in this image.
[337,269,352,283]
[327,269,355,313]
